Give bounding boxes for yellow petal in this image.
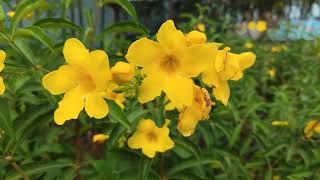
[126,38,164,68]
[93,134,110,143]
[138,73,165,104]
[237,52,256,70]
[216,52,240,81]
[53,85,86,125]
[213,81,230,106]
[0,50,6,72]
[85,92,109,119]
[0,76,5,95]
[63,38,89,66]
[164,75,193,107]
[42,65,81,95]
[186,30,206,45]
[256,21,267,32]
[156,20,187,52]
[248,21,256,30]
[82,50,111,91]
[177,104,203,137]
[181,43,217,77]
[202,63,221,87]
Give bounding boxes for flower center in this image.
[146,132,158,142]
[160,54,180,73]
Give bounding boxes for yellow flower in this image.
[105,82,126,109]
[126,20,217,107]
[202,47,256,105]
[93,134,110,143]
[304,120,320,139]
[244,42,253,49]
[42,38,112,125]
[271,46,281,53]
[247,21,256,30]
[111,61,135,84]
[7,11,15,18]
[256,20,267,32]
[177,85,213,136]
[0,50,6,95]
[272,120,288,126]
[268,68,276,78]
[273,176,280,180]
[127,119,174,158]
[196,23,206,32]
[115,51,123,56]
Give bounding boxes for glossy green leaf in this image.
[10,0,48,35]
[101,0,138,21]
[99,22,148,37]
[34,18,82,31]
[0,98,13,137]
[106,99,132,130]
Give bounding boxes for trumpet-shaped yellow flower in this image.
[93,134,110,143]
[177,85,213,136]
[111,61,135,84]
[7,11,15,18]
[127,119,174,158]
[202,47,256,105]
[0,50,6,95]
[304,120,320,139]
[126,20,217,107]
[256,21,267,32]
[196,23,206,32]
[42,38,111,125]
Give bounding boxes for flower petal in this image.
[186,30,207,45]
[126,38,164,68]
[238,52,256,70]
[53,85,86,125]
[0,50,6,72]
[138,73,165,104]
[83,50,111,91]
[85,92,109,119]
[181,44,217,77]
[202,64,221,87]
[177,104,203,137]
[42,65,81,95]
[156,20,187,52]
[63,38,89,66]
[213,81,230,106]
[0,76,5,95]
[164,75,193,107]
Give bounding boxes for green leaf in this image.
[106,99,132,130]
[6,161,74,180]
[99,22,148,37]
[101,0,138,21]
[10,0,48,35]
[15,26,55,52]
[0,4,5,23]
[167,158,219,176]
[34,18,82,31]
[173,137,201,160]
[229,122,243,148]
[0,98,13,137]
[265,144,288,157]
[138,155,153,180]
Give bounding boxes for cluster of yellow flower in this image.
[0,20,256,158]
[304,120,320,139]
[248,20,267,32]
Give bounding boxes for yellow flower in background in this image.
[244,42,253,49]
[7,11,32,19]
[127,119,174,158]
[177,85,213,136]
[111,61,135,84]
[93,134,110,143]
[7,11,15,18]
[202,47,256,105]
[126,20,217,107]
[247,21,256,30]
[42,38,111,125]
[304,120,320,139]
[271,46,281,53]
[196,23,206,32]
[0,50,6,95]
[268,68,276,78]
[273,176,280,180]
[256,20,267,32]
[272,120,289,126]
[105,82,126,109]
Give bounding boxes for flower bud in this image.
[111,62,135,84]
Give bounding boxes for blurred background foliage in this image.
[0,0,319,180]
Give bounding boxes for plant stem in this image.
[5,156,30,180]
